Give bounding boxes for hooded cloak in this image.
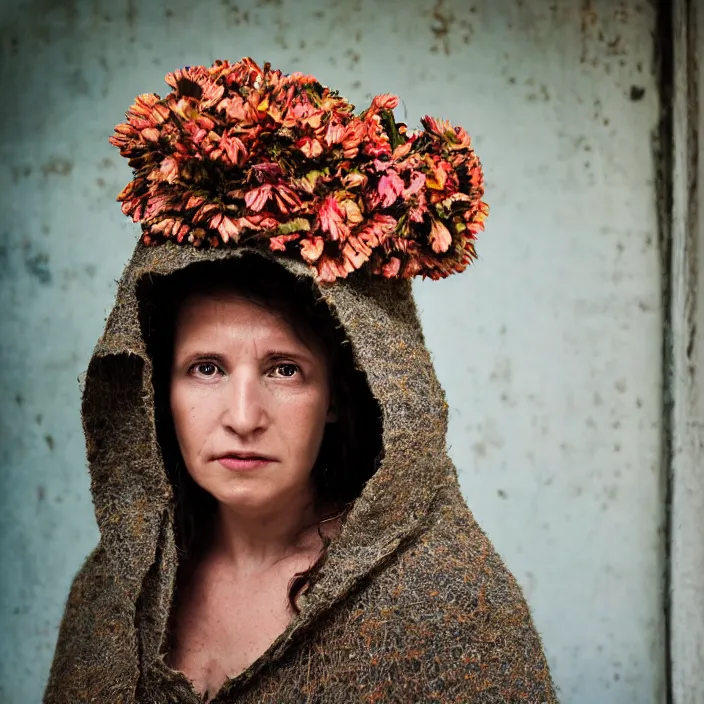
[47,55,556,702]
[45,241,557,703]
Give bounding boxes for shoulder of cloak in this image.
[44,543,140,703]
[292,486,558,703]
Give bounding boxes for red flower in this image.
[111,57,488,282]
[381,257,401,278]
[268,233,300,251]
[296,136,324,159]
[211,133,248,166]
[318,196,348,241]
[245,185,274,212]
[378,170,405,208]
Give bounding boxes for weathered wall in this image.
[0,1,664,702]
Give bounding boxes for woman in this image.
[46,58,557,703]
[147,256,384,699]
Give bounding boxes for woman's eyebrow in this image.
[175,350,227,364]
[265,348,315,363]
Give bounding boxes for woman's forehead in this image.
[173,292,323,356]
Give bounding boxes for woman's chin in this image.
[210,485,272,511]
[207,482,298,516]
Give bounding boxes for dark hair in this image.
[139,254,383,610]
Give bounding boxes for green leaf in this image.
[277,217,311,235]
[380,109,405,151]
[305,169,327,185]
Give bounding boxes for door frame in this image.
[664,0,703,701]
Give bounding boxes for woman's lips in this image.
[217,456,273,472]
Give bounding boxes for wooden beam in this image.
[669,0,703,701]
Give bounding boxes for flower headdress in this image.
[110,57,488,283]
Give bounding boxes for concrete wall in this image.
[0,1,664,702]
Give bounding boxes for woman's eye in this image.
[273,363,299,378]
[191,362,219,377]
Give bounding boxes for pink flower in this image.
[404,171,426,197]
[318,196,348,241]
[272,184,302,214]
[300,236,325,263]
[378,170,405,208]
[381,257,401,278]
[185,193,206,210]
[158,156,179,183]
[429,218,452,253]
[245,185,273,212]
[211,133,248,166]
[324,121,347,146]
[218,94,253,123]
[408,192,428,223]
[268,233,300,251]
[216,215,243,243]
[111,57,488,282]
[341,121,365,159]
[143,193,172,220]
[371,93,399,111]
[296,137,324,159]
[341,241,367,269]
[422,116,472,150]
[356,214,397,248]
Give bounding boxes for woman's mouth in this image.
[216,454,274,472]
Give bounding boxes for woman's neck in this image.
[208,493,328,576]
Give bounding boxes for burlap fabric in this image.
[45,241,557,703]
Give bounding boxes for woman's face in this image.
[169,292,336,513]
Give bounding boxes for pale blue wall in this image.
[0,1,664,702]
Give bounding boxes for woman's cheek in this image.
[172,384,203,459]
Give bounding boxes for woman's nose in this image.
[221,369,268,437]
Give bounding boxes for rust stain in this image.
[126,0,138,33]
[630,85,646,101]
[580,0,598,64]
[10,165,32,183]
[430,0,453,55]
[41,158,73,177]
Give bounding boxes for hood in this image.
[81,239,457,643]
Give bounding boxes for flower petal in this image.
[300,236,325,263]
[268,233,299,251]
[245,184,273,212]
[378,170,405,208]
[429,218,452,253]
[318,195,348,241]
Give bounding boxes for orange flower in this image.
[429,218,452,254]
[300,236,325,263]
[111,57,488,282]
[158,156,179,183]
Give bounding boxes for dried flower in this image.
[110,57,488,282]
